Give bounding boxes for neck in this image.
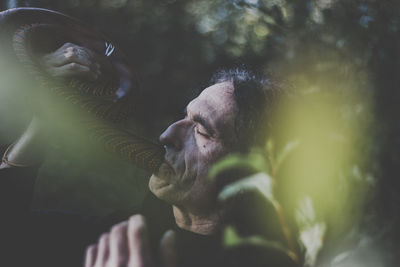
[172,205,222,235]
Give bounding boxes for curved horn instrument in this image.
[0,8,165,173]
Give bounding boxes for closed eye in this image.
[192,115,215,137]
[195,124,210,138]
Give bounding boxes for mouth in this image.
[155,159,175,178]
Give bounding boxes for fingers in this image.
[109,222,129,266]
[127,215,153,267]
[47,62,98,81]
[83,215,153,267]
[97,233,110,264]
[159,230,177,267]
[84,245,97,267]
[42,42,100,81]
[43,43,93,66]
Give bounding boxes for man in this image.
[82,80,240,267]
[1,44,295,267]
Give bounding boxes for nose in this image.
[159,119,189,151]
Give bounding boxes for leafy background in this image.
[0,0,399,265]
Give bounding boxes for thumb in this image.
[159,230,178,267]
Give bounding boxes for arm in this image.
[0,41,100,208]
[0,117,44,215]
[0,117,44,169]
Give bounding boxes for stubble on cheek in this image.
[158,162,175,180]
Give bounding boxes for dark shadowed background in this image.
[0,0,399,265]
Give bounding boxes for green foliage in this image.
[209,150,269,180]
[1,3,398,264]
[223,225,287,251]
[296,197,326,267]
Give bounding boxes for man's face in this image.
[149,82,238,211]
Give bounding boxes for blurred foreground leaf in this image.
[296,197,326,267]
[223,225,299,267]
[209,151,269,181]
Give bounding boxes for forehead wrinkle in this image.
[195,83,235,114]
[187,98,217,128]
[201,82,234,101]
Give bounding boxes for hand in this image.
[42,42,100,81]
[84,215,177,267]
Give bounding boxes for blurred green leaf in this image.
[222,225,298,266]
[223,224,286,250]
[276,140,299,171]
[296,197,326,267]
[223,225,242,247]
[209,151,269,181]
[218,172,275,203]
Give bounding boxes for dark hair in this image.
[210,67,283,153]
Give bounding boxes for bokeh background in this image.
[0,0,399,265]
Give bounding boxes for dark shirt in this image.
[0,145,222,267]
[0,145,299,267]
